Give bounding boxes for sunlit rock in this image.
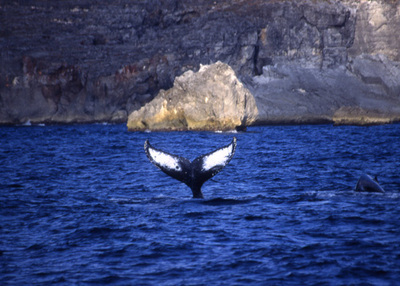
[127,62,258,131]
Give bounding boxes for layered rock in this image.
[127,62,258,131]
[250,54,400,125]
[247,0,400,125]
[348,0,400,62]
[333,106,395,126]
[1,0,400,126]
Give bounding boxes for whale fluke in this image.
[144,137,237,198]
[355,174,385,193]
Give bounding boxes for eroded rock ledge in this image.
[127,62,258,131]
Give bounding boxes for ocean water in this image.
[1,124,400,285]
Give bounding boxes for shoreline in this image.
[2,118,399,129]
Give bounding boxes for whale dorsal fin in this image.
[355,173,385,193]
[192,137,237,182]
[144,140,191,184]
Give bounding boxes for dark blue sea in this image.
[1,124,400,285]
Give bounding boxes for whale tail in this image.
[144,138,237,198]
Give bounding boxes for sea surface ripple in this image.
[1,124,400,285]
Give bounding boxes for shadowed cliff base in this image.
[1,0,400,127]
[332,107,400,126]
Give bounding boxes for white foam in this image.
[202,145,232,171]
[149,148,181,171]
[214,130,237,134]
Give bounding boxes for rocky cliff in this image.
[1,0,399,126]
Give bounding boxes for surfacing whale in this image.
[355,174,385,193]
[144,137,237,198]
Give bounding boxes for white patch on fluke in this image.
[202,145,232,171]
[148,148,181,171]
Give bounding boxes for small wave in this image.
[337,265,389,279]
[325,214,385,226]
[183,210,216,218]
[89,227,114,235]
[5,183,24,189]
[110,144,126,150]
[149,195,186,203]
[300,242,323,251]
[109,197,144,205]
[288,192,328,203]
[386,192,400,199]
[201,197,251,206]
[26,243,45,251]
[244,214,272,221]
[343,238,385,248]
[96,245,132,258]
[83,275,123,284]
[66,226,125,241]
[227,259,263,269]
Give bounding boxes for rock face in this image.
[349,0,400,62]
[247,0,400,125]
[127,62,258,131]
[1,0,400,126]
[249,54,400,125]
